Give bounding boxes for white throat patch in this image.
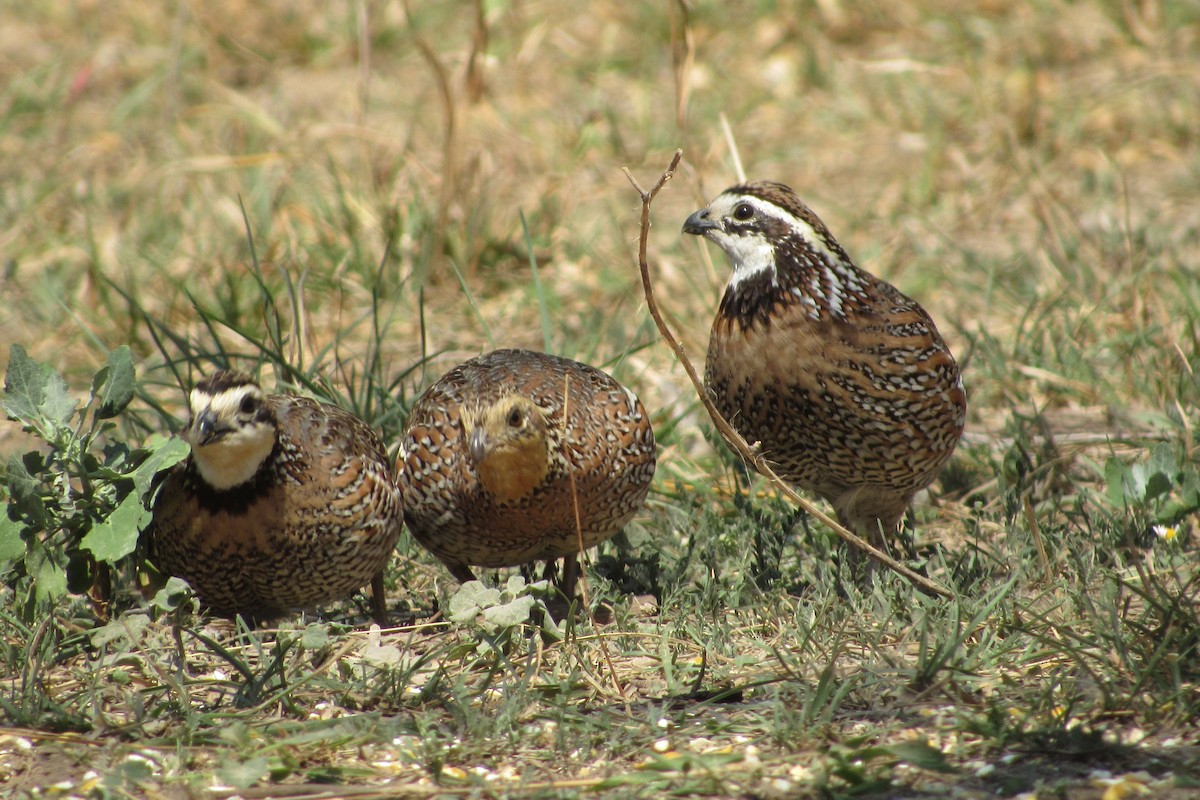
[187,385,276,490]
[717,232,777,291]
[703,192,861,313]
[191,422,275,490]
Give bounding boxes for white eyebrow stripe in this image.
[712,192,876,320]
[734,195,844,269]
[192,384,262,418]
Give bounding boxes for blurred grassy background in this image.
[3,0,1197,432]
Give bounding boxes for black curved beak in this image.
[468,426,487,465]
[189,409,230,446]
[683,209,719,235]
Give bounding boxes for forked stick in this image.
[622,150,953,600]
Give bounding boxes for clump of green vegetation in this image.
[1,345,188,621]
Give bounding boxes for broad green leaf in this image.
[447,580,501,621]
[482,594,536,628]
[362,640,402,666]
[2,345,43,422]
[149,577,194,612]
[129,435,190,497]
[1162,470,1200,522]
[1129,462,1152,503]
[94,346,136,420]
[103,757,154,789]
[5,453,47,528]
[1105,458,1133,507]
[91,615,150,647]
[216,756,271,790]
[92,440,133,479]
[1140,443,1177,502]
[299,623,331,650]
[28,546,67,604]
[882,740,955,773]
[502,574,528,596]
[0,511,27,565]
[2,344,77,427]
[1148,443,1178,480]
[1143,470,1174,503]
[80,492,150,561]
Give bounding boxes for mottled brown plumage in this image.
[685,181,966,554]
[147,370,403,624]
[397,349,656,597]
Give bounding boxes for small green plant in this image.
[0,345,188,621]
[1104,443,1200,544]
[445,576,562,657]
[816,736,954,796]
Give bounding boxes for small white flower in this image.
[1153,524,1179,543]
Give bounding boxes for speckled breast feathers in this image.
[148,370,403,621]
[686,182,966,540]
[398,349,656,576]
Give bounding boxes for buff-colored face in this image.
[185,373,276,490]
[460,394,551,504]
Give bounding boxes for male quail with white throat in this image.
[148,370,404,624]
[684,181,966,562]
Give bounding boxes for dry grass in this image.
[3,3,1197,414]
[3,0,1200,797]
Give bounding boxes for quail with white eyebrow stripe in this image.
[684,181,966,564]
[147,369,404,624]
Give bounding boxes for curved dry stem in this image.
[622,150,952,600]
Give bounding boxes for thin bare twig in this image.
[563,372,628,700]
[623,150,953,600]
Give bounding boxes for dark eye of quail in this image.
[507,408,523,428]
[240,395,258,415]
[733,203,754,221]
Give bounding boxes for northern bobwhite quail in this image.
[397,349,657,598]
[684,181,966,557]
[147,370,404,624]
